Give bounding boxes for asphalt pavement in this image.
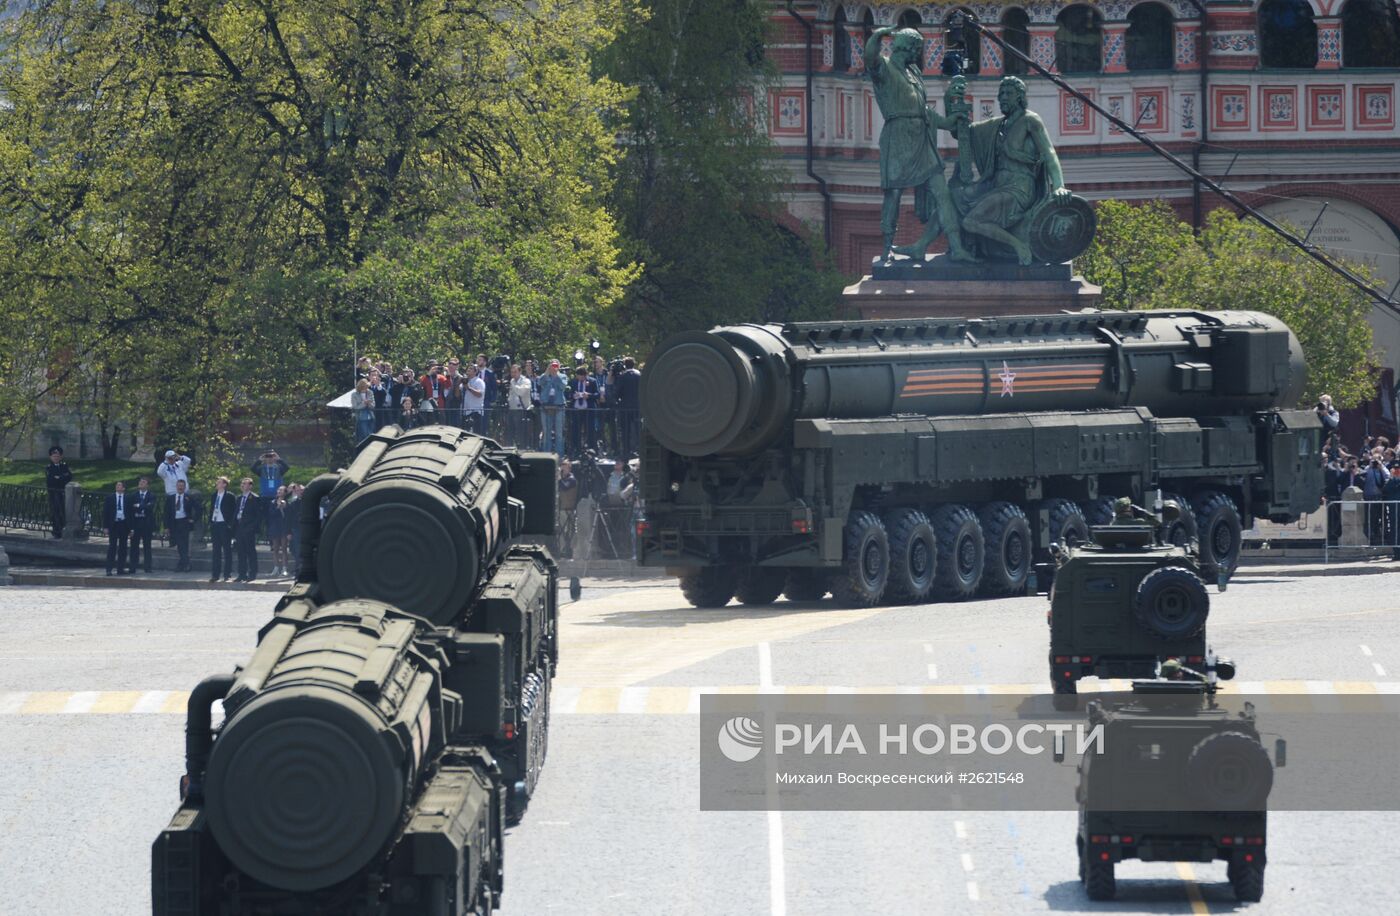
[1,573,1398,915]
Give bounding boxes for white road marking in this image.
[966,881,980,901]
[131,691,172,714]
[1375,663,1388,678]
[768,809,786,916]
[1361,644,1374,657]
[923,643,933,653]
[0,692,27,714]
[551,687,582,716]
[1305,680,1335,694]
[62,691,99,714]
[617,687,648,714]
[927,663,938,680]
[961,853,974,873]
[759,642,785,916]
[954,820,968,840]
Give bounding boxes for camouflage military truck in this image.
[152,427,559,915]
[1045,499,1233,705]
[638,310,1323,608]
[1070,673,1281,903]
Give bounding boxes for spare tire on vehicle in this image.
[1132,566,1209,640]
[1186,730,1274,811]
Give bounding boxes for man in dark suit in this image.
[206,476,236,582]
[233,476,262,582]
[103,482,132,576]
[166,479,198,572]
[129,476,158,573]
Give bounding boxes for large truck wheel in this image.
[930,505,984,601]
[979,502,1032,596]
[1159,491,1197,546]
[1052,674,1079,711]
[679,567,737,608]
[1186,731,1274,810]
[834,511,890,607]
[1132,566,1210,640]
[735,568,786,606]
[1229,857,1265,902]
[1084,857,1115,900]
[1192,490,1242,579]
[783,570,829,602]
[1081,497,1115,527]
[885,509,937,603]
[1041,498,1089,553]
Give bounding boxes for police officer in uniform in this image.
[45,446,72,538]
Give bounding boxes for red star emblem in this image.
[998,361,1016,397]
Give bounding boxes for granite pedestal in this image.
[843,254,1102,319]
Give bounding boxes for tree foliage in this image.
[1080,201,1378,407]
[600,0,843,349]
[0,0,636,451]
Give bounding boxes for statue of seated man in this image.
[953,76,1073,265]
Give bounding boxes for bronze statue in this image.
[863,26,973,263]
[954,76,1074,266]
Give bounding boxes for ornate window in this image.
[862,8,875,42]
[834,7,852,71]
[1056,5,1104,74]
[1002,7,1031,76]
[1341,0,1400,68]
[897,9,923,29]
[1126,2,1174,71]
[1258,0,1318,69]
[945,8,981,74]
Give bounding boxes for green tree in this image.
[1080,201,1377,407]
[601,0,844,350]
[0,0,636,453]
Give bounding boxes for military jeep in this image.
[1069,676,1283,902]
[1046,515,1220,703]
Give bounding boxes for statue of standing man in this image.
[864,26,973,263]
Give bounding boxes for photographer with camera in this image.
[1316,394,1340,439]
[251,449,289,500]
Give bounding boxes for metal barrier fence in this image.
[0,483,53,532]
[353,405,644,458]
[1323,498,1400,562]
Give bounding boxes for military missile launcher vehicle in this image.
[152,426,559,915]
[637,310,1323,608]
[1045,501,1232,706]
[1069,666,1283,903]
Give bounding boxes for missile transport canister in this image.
[153,426,559,915]
[637,310,1324,608]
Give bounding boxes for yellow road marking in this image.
[89,691,143,714]
[1174,862,1210,915]
[1,681,1394,716]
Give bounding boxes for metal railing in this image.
[1323,498,1400,562]
[353,405,644,459]
[0,483,54,532]
[551,503,640,562]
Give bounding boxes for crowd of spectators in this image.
[351,352,644,461]
[1317,394,1400,548]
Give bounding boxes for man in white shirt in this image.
[461,365,486,433]
[506,363,534,447]
[156,449,191,493]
